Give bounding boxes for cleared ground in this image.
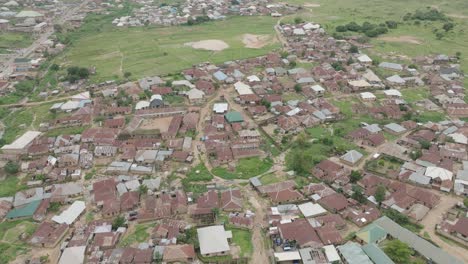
[58,16,280,81]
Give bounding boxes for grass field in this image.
[282,0,468,73]
[212,157,273,179]
[229,227,253,257]
[119,222,154,247]
[0,176,26,197]
[0,32,33,52]
[0,220,37,264]
[58,14,280,81]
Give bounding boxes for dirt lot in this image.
[242,34,273,49]
[379,35,422,45]
[184,39,229,51]
[139,116,173,132]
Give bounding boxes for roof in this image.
[58,246,86,264]
[186,88,205,100]
[15,10,44,18]
[356,223,387,244]
[384,89,402,97]
[197,225,230,255]
[425,166,453,181]
[234,81,253,95]
[298,202,327,218]
[6,200,41,219]
[379,62,403,71]
[384,123,406,133]
[52,201,86,225]
[358,54,372,63]
[360,92,376,99]
[349,79,371,88]
[374,216,463,264]
[322,245,341,262]
[213,103,229,113]
[2,131,41,150]
[337,242,373,264]
[213,71,228,81]
[452,217,468,237]
[386,75,406,84]
[362,243,395,264]
[274,251,301,262]
[340,150,363,164]
[225,111,244,123]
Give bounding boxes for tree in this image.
[50,64,60,71]
[442,22,455,32]
[375,185,386,204]
[112,215,126,230]
[138,184,148,195]
[463,197,468,208]
[349,45,359,53]
[418,139,431,149]
[4,161,19,175]
[384,240,413,263]
[350,170,362,183]
[124,72,132,79]
[294,84,302,92]
[351,185,367,204]
[294,17,304,24]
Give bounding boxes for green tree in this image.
[463,197,468,208]
[112,215,126,230]
[384,240,413,263]
[50,64,60,71]
[350,170,362,183]
[442,22,455,32]
[352,185,367,203]
[124,72,132,79]
[349,45,359,53]
[375,185,386,204]
[294,17,304,24]
[138,184,148,195]
[294,84,302,92]
[4,161,19,175]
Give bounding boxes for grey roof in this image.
[362,244,395,264]
[197,225,231,255]
[297,77,315,84]
[142,178,161,190]
[337,242,373,264]
[374,216,463,264]
[379,62,403,71]
[408,170,431,185]
[384,123,406,133]
[386,75,406,84]
[364,124,381,133]
[250,177,262,187]
[213,71,228,81]
[340,150,363,164]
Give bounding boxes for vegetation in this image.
[230,228,253,257]
[383,240,414,263]
[212,157,273,179]
[4,161,19,175]
[375,185,386,204]
[0,220,37,264]
[66,66,90,83]
[119,223,152,246]
[112,215,126,230]
[384,209,423,232]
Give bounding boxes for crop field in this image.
[58,15,280,81]
[282,0,468,74]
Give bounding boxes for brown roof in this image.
[30,222,68,246]
[318,193,348,212]
[163,244,196,262]
[220,189,242,211]
[452,217,468,237]
[120,191,139,212]
[196,190,219,209]
[278,219,322,248]
[267,188,303,204]
[316,225,343,245]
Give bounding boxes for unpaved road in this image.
[244,186,269,263]
[420,193,467,263]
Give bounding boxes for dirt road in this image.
[420,193,467,263]
[244,186,270,263]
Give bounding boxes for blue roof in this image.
[213,71,228,81]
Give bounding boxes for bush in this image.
[349,45,359,53]
[4,161,19,175]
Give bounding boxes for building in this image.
[1,131,41,155]
[197,225,231,257]
[337,242,373,264]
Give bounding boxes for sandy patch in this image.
[139,116,173,132]
[379,35,422,45]
[184,39,229,51]
[448,13,468,19]
[242,34,272,49]
[304,3,321,7]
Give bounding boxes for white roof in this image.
[1,131,41,150]
[197,225,231,255]
[303,22,320,30]
[340,150,363,164]
[59,246,86,264]
[384,89,402,97]
[247,75,261,82]
[213,103,229,113]
[298,202,327,218]
[172,80,195,89]
[360,92,376,99]
[311,84,325,92]
[274,251,301,262]
[52,200,86,225]
[363,70,382,83]
[448,133,468,144]
[60,100,80,111]
[386,75,406,84]
[150,94,162,101]
[234,81,253,95]
[293,28,306,35]
[323,245,341,262]
[425,166,453,181]
[187,88,205,100]
[357,54,372,63]
[348,79,371,88]
[135,100,150,110]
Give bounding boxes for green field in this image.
[0,32,33,52]
[0,220,37,264]
[58,15,280,81]
[282,0,468,73]
[212,157,273,179]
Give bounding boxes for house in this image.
[220,189,242,212]
[298,202,327,218]
[58,246,86,264]
[383,89,402,98]
[318,193,348,213]
[197,225,231,257]
[163,244,196,263]
[186,88,205,103]
[355,223,387,244]
[213,103,229,114]
[340,150,363,166]
[311,85,325,96]
[337,242,373,264]
[30,222,68,248]
[383,123,407,135]
[312,160,348,183]
[224,111,244,123]
[360,92,376,101]
[362,244,395,264]
[379,62,403,71]
[277,219,322,248]
[1,131,42,155]
[357,54,372,64]
[451,217,468,242]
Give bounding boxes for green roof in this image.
[224,111,244,123]
[6,200,41,219]
[362,243,395,264]
[356,223,388,244]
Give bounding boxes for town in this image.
[0,0,467,264]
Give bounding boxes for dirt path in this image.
[244,186,269,263]
[420,193,467,263]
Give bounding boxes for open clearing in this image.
[185,39,229,51]
[139,117,173,132]
[58,16,280,81]
[242,34,273,49]
[379,35,422,45]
